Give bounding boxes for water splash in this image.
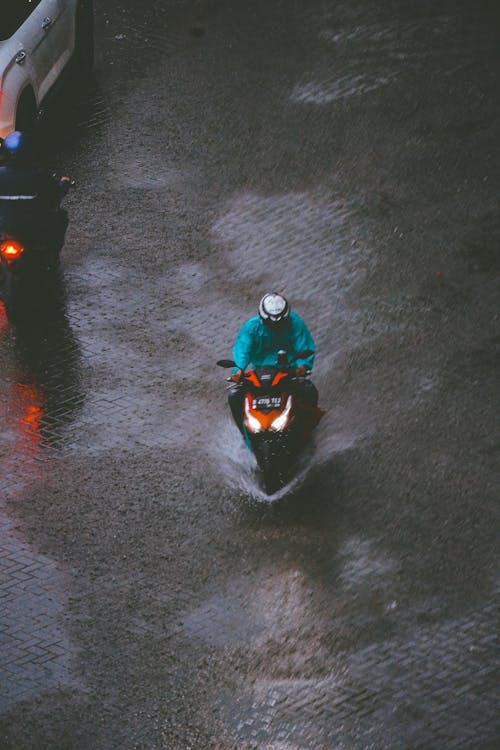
[210,415,357,502]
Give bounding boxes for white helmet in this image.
[259,293,290,326]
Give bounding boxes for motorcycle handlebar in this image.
[225,369,311,383]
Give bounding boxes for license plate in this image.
[253,395,281,410]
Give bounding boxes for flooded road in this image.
[1,0,499,748]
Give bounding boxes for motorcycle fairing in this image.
[245,371,261,387]
[244,391,290,432]
[271,371,288,387]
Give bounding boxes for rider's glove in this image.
[231,369,243,383]
[295,365,307,377]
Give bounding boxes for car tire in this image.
[74,0,95,76]
[15,89,37,133]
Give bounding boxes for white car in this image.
[0,0,94,139]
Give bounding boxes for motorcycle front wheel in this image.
[261,461,287,495]
[254,439,291,496]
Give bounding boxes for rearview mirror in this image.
[216,359,236,368]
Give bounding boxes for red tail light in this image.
[0,240,24,261]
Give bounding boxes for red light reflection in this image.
[15,383,46,452]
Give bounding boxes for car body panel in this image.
[0,0,83,139]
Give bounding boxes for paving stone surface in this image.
[0,1,499,748]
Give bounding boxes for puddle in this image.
[291,14,473,104]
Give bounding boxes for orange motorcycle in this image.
[217,350,324,494]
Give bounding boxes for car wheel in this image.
[75,0,95,76]
[15,89,37,133]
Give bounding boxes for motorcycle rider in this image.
[228,292,319,435]
[0,130,72,260]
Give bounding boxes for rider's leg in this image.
[228,387,245,435]
[294,379,318,406]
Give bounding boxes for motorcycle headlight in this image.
[270,395,293,432]
[244,399,263,433]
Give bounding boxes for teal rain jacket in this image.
[232,311,315,372]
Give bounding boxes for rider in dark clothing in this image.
[0,131,71,257]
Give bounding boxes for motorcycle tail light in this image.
[0,240,24,261]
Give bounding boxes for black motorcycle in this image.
[0,181,73,322]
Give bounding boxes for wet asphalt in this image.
[0,0,499,748]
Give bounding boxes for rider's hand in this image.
[231,369,243,383]
[295,365,307,377]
